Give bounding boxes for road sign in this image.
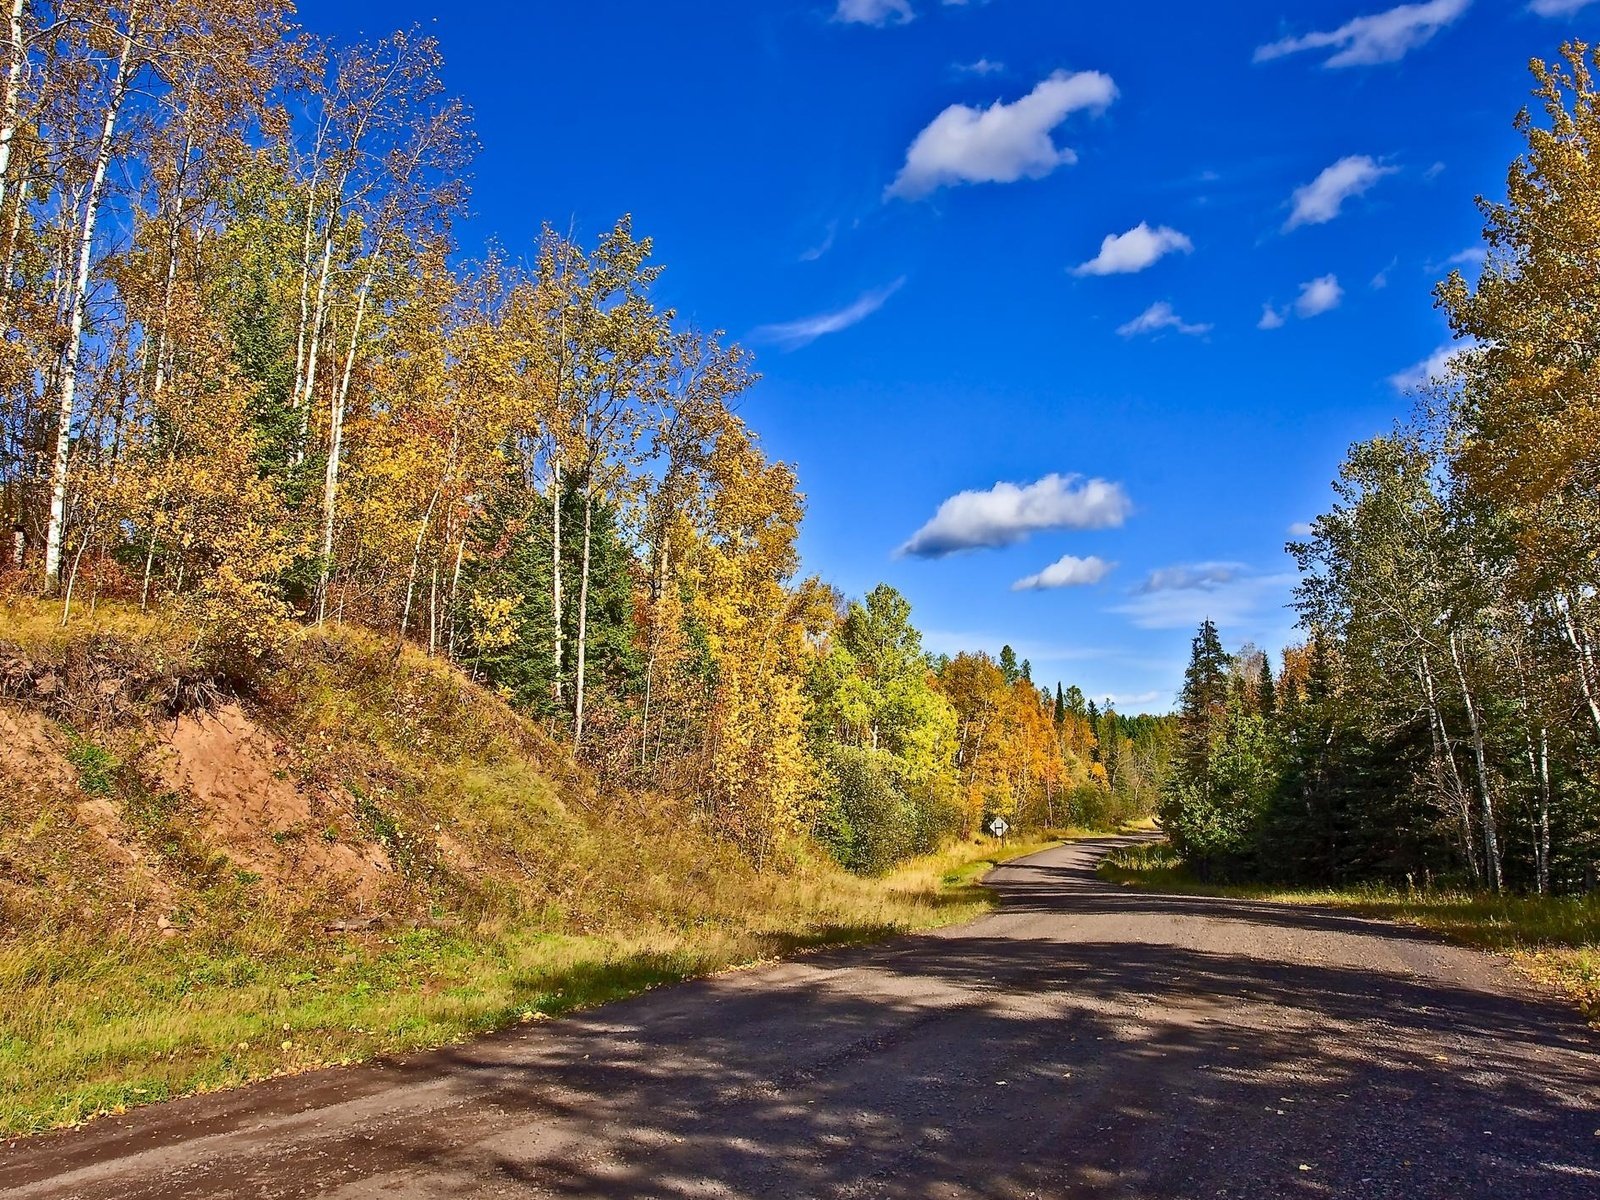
[990,817,1009,840]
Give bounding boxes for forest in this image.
[1159,44,1600,898]
[0,1,1167,879]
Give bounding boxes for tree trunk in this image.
[573,485,594,748]
[296,227,337,458]
[446,528,465,659]
[397,477,443,651]
[1537,725,1552,896]
[1419,651,1479,884]
[1557,593,1600,743]
[549,458,564,704]
[1448,628,1501,892]
[0,0,25,217]
[2,172,26,296]
[290,170,326,414]
[44,5,138,588]
[316,261,375,621]
[151,121,196,401]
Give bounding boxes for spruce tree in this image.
[1054,683,1066,728]
[1176,619,1231,780]
[1258,653,1278,718]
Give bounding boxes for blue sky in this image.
[313,0,1595,711]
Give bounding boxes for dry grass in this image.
[0,596,1079,1136]
[1099,842,1600,1024]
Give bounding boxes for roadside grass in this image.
[0,833,1064,1138]
[1,596,1089,1137]
[1099,842,1600,1022]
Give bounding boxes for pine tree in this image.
[1258,652,1277,718]
[1053,683,1066,728]
[1176,619,1231,780]
[999,644,1020,685]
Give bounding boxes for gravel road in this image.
[3,836,1597,1199]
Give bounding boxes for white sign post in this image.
[990,816,1009,844]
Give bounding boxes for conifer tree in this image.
[1258,653,1277,718]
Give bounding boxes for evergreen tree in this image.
[1053,683,1066,728]
[1258,653,1278,718]
[999,644,1020,685]
[1176,619,1231,780]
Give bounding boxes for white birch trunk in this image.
[550,457,564,704]
[1448,627,1501,891]
[0,0,25,216]
[1557,593,1600,743]
[315,261,375,620]
[573,486,594,748]
[44,5,138,587]
[1419,651,1479,884]
[296,229,337,451]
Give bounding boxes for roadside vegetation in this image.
[0,595,1108,1137]
[1100,843,1600,1023]
[1,831,1062,1138]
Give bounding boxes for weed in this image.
[62,735,118,797]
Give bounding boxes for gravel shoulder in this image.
[4,836,1597,1199]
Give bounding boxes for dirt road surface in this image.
[4,837,1597,1199]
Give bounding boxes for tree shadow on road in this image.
[7,841,1598,1200]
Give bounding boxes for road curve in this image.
[3,837,1597,1199]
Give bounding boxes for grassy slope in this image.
[1099,842,1600,1023]
[0,598,1076,1136]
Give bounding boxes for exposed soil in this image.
[161,702,391,904]
[3,837,1596,1199]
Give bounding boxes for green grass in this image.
[0,833,1066,1137]
[1099,842,1600,1023]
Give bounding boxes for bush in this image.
[814,746,961,875]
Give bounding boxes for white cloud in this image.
[1012,554,1116,591]
[798,221,838,262]
[1288,522,1315,537]
[835,0,914,26]
[1102,690,1164,708]
[899,473,1133,558]
[1295,274,1343,318]
[1117,301,1211,338]
[1139,563,1247,593]
[887,69,1117,200]
[1258,304,1286,330]
[1388,340,1479,392]
[1255,0,1470,68]
[1530,1,1598,15]
[1113,565,1296,631]
[1286,156,1396,229]
[919,629,1111,665]
[1073,222,1194,276]
[751,278,906,350]
[1445,246,1486,267]
[956,58,1006,75]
